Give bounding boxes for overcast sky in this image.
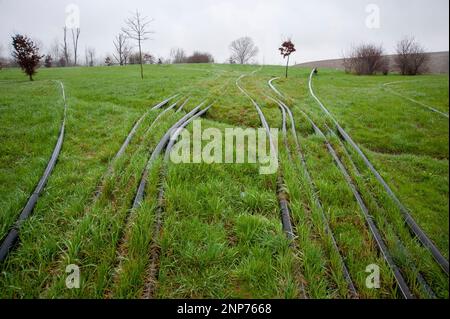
[0,0,448,65]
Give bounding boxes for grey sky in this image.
[0,0,448,65]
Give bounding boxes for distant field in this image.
[0,64,448,298]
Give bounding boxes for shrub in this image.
[343,43,388,75]
[395,37,429,75]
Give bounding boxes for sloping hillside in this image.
[296,51,449,74]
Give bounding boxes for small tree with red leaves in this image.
[12,34,43,81]
[279,40,296,78]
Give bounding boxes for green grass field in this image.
[0,64,448,298]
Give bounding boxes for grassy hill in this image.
[0,64,448,298]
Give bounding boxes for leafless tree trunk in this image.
[50,38,60,62]
[229,37,259,64]
[113,34,129,66]
[395,37,429,75]
[123,44,131,65]
[71,28,80,66]
[86,47,95,67]
[285,55,290,78]
[62,27,70,66]
[122,10,154,79]
[0,44,4,69]
[170,48,186,64]
[84,47,89,66]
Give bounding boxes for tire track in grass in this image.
[266,81,358,298]
[44,105,184,298]
[236,73,295,239]
[94,95,179,198]
[325,125,437,298]
[141,105,212,299]
[382,81,449,119]
[0,67,228,297]
[132,103,205,208]
[38,95,181,297]
[274,100,335,300]
[236,70,307,298]
[308,69,449,275]
[101,98,192,297]
[0,80,67,263]
[300,110,415,299]
[110,70,240,298]
[269,77,441,298]
[30,95,179,289]
[106,102,210,298]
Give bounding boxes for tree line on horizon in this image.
[0,9,431,80]
[342,37,430,76]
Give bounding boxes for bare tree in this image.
[229,37,258,64]
[123,45,131,65]
[128,51,140,65]
[44,55,53,67]
[395,37,429,75]
[71,27,80,66]
[113,33,129,65]
[62,27,70,66]
[143,53,155,64]
[86,47,96,67]
[122,10,154,79]
[50,38,61,63]
[170,48,186,64]
[343,43,388,75]
[84,47,89,66]
[0,44,4,69]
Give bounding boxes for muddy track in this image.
[301,110,415,298]
[107,101,209,298]
[308,69,449,275]
[236,70,306,298]
[112,70,232,298]
[236,72,294,239]
[266,83,358,298]
[326,125,437,298]
[119,95,179,159]
[142,104,213,299]
[94,95,179,199]
[0,81,68,262]
[269,77,437,298]
[382,81,449,118]
[42,95,180,296]
[132,103,205,208]
[141,97,185,138]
